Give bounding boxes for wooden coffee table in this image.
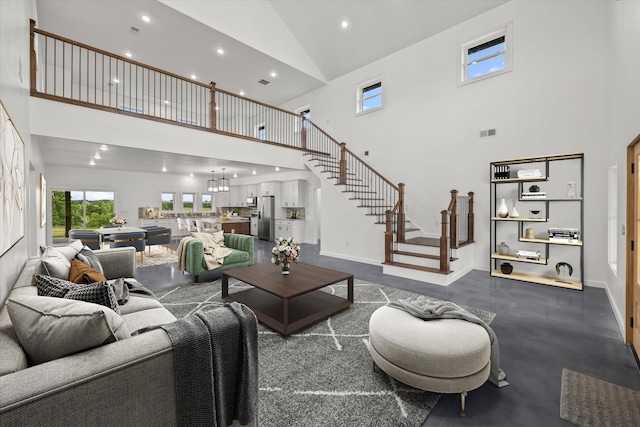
[221,263,354,336]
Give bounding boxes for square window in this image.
[460,22,512,85]
[356,78,383,115]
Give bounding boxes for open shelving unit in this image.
[489,152,584,290]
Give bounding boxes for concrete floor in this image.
[137,238,640,427]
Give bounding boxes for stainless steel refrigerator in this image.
[258,196,275,241]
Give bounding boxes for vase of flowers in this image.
[271,237,300,275]
[109,215,127,229]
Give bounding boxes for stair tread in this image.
[382,261,451,274]
[393,250,439,260]
[404,237,441,247]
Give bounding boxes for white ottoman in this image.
[368,305,491,416]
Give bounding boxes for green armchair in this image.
[184,233,254,282]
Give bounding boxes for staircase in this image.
[302,147,475,286]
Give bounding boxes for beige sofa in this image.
[0,246,257,426]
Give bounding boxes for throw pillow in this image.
[212,230,225,246]
[75,246,104,275]
[40,247,71,280]
[6,295,130,365]
[68,259,107,284]
[35,274,76,298]
[64,281,120,314]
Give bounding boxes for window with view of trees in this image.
[51,190,115,239]
[162,192,175,211]
[183,193,194,212]
[202,194,213,211]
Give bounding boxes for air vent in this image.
[130,26,140,34]
[258,79,270,85]
[480,128,497,138]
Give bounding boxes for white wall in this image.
[607,0,640,336]
[280,1,610,287]
[0,0,45,306]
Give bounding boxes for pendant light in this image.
[218,168,230,192]
[207,170,218,193]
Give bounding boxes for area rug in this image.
[136,247,177,268]
[560,368,640,427]
[154,278,495,427]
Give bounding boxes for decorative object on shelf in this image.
[529,210,542,219]
[516,249,541,261]
[525,228,536,239]
[509,200,520,218]
[528,185,540,193]
[497,242,510,255]
[555,262,573,284]
[517,169,542,178]
[567,181,577,198]
[109,215,127,228]
[497,198,509,218]
[500,262,513,274]
[271,237,301,275]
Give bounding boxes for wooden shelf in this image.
[519,237,582,246]
[491,177,549,184]
[491,253,547,265]
[491,270,582,290]
[491,217,548,222]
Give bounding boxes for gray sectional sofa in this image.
[0,245,257,426]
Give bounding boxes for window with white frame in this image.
[257,123,266,140]
[459,22,512,85]
[182,193,195,212]
[202,193,213,212]
[356,78,383,114]
[161,192,175,212]
[296,107,311,132]
[608,162,618,275]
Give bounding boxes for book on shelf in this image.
[521,193,547,199]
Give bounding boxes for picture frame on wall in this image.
[40,173,46,228]
[0,100,26,257]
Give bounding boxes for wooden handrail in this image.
[343,146,400,191]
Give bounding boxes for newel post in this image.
[397,183,406,243]
[209,81,217,130]
[300,113,307,151]
[440,210,450,273]
[30,19,37,93]
[468,191,475,243]
[449,189,458,249]
[339,143,347,185]
[385,210,393,263]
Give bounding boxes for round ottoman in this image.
[368,305,491,416]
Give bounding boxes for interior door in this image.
[626,135,640,355]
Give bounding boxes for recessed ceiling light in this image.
[99,145,108,151]
[239,90,245,96]
[270,71,277,78]
[341,20,349,29]
[217,48,224,55]
[141,15,151,23]
[94,153,101,159]
[113,78,119,83]
[190,74,197,80]
[89,159,95,166]
[164,100,169,104]
[233,172,238,178]
[190,172,194,178]
[252,169,256,175]
[275,166,280,171]
[124,52,132,58]
[162,166,167,172]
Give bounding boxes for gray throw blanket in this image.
[387,296,509,388]
[160,302,258,426]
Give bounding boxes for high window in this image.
[356,78,383,114]
[460,22,512,85]
[297,107,311,131]
[257,124,266,140]
[51,190,114,239]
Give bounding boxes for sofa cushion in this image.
[40,247,71,279]
[6,295,130,365]
[35,274,76,298]
[68,259,107,284]
[220,248,250,265]
[76,246,104,275]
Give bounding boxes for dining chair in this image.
[110,232,146,265]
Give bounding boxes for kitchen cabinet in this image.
[230,185,247,207]
[260,181,279,196]
[275,219,305,241]
[221,221,250,235]
[490,152,583,290]
[246,184,258,198]
[215,191,230,208]
[281,180,306,207]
